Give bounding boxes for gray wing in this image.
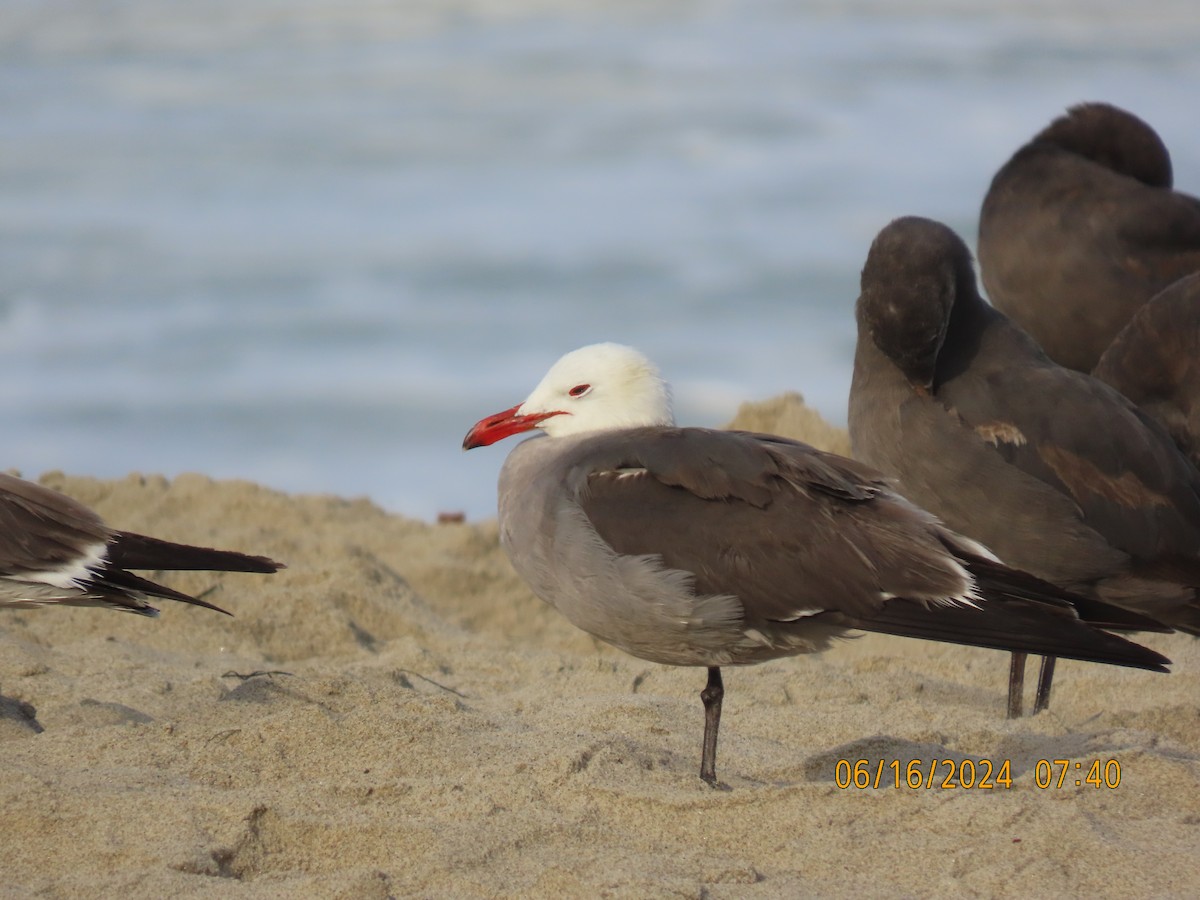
[937,335,1200,564]
[569,428,1170,670]
[851,334,1130,589]
[572,427,978,626]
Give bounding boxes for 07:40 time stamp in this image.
[834,758,1122,790]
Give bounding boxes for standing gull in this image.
[978,102,1200,372]
[850,216,1199,717]
[464,343,1168,785]
[0,472,283,616]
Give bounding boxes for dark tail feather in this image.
[834,551,1168,721]
[108,532,283,574]
[960,554,1173,633]
[92,568,233,616]
[840,599,1169,672]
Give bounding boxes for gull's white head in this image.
[463,342,675,448]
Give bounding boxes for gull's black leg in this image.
[1033,656,1057,714]
[699,666,724,786]
[1007,652,1026,719]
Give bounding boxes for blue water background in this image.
[2,1,1198,520]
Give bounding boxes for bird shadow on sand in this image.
[0,692,44,736]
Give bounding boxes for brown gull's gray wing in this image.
[930,276,1200,622]
[1094,272,1200,472]
[571,427,1168,670]
[852,305,1131,592]
[934,335,1200,567]
[846,320,1186,645]
[575,427,961,624]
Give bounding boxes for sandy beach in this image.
[3,396,1198,898]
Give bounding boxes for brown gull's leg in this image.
[699,666,724,786]
[1007,652,1026,719]
[1033,656,1056,714]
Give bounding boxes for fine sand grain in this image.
[2,396,1198,898]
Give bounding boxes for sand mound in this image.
[3,400,1197,897]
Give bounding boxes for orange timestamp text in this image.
[833,757,1122,790]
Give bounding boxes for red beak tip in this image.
[463,405,564,451]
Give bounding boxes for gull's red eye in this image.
[568,384,592,398]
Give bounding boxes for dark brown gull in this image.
[0,472,283,616]
[850,216,1197,717]
[978,102,1200,372]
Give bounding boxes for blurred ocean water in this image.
[2,0,1198,521]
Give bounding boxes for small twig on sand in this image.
[395,669,467,699]
[221,670,294,680]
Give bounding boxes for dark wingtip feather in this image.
[841,600,1171,673]
[107,532,284,574]
[960,553,1174,633]
[93,568,235,616]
